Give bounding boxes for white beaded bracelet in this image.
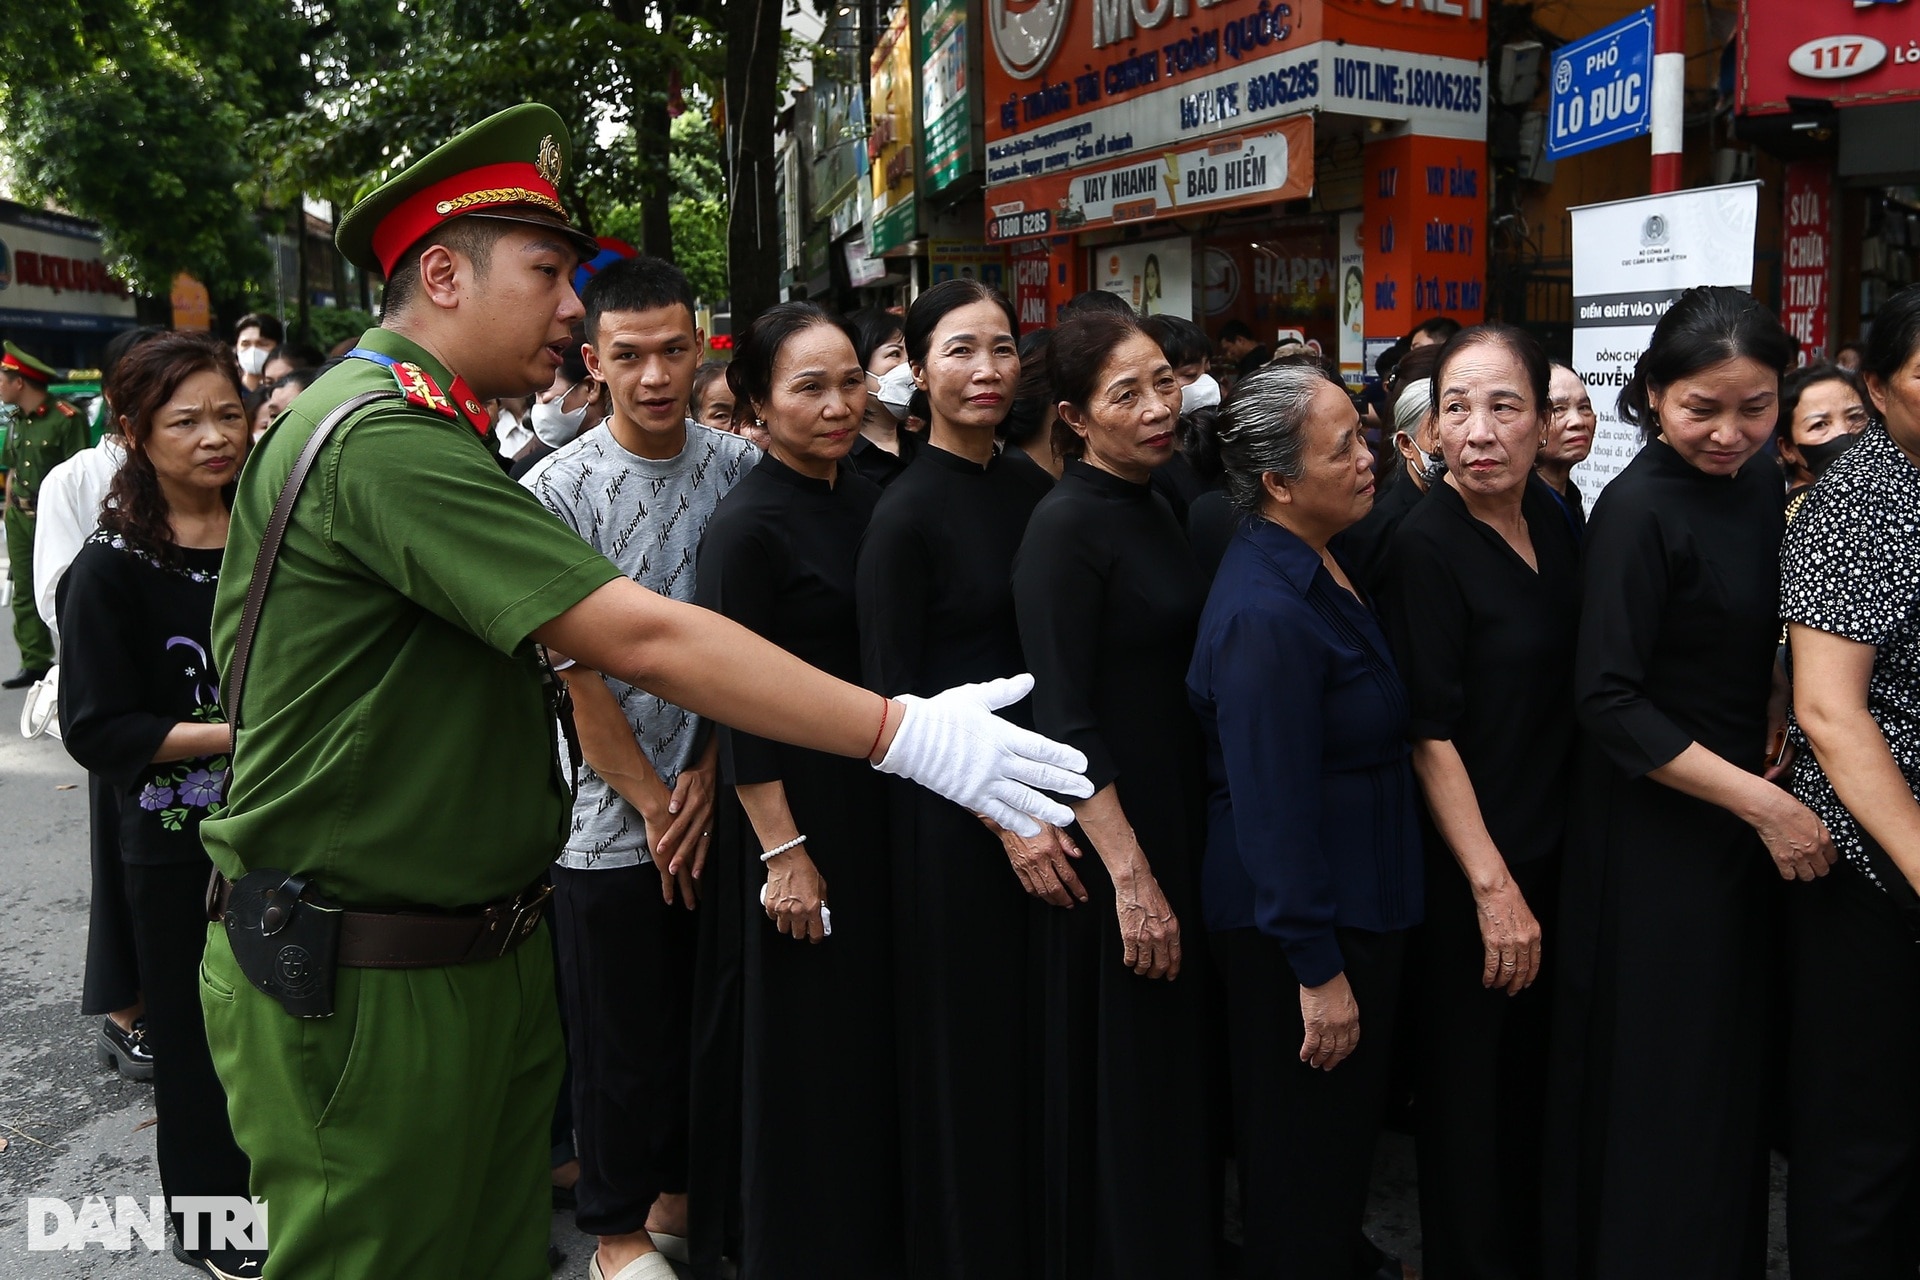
[760,834,808,862]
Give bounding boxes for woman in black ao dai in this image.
[1011,311,1212,1279]
[856,280,1062,1278]
[694,305,897,1277]
[1545,288,1837,1279]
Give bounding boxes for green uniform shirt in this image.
[204,329,622,909]
[2,397,87,505]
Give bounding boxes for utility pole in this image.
[1650,0,1684,192]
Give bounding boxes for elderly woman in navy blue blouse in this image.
[1186,359,1422,1278]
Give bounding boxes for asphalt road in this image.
[0,562,1786,1277]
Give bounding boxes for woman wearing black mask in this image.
[1775,363,1870,517]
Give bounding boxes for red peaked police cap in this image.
[335,103,599,277]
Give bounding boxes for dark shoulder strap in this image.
[224,390,397,730]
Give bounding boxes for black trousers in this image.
[1414,852,1559,1280]
[1788,862,1920,1279]
[82,773,141,1015]
[122,860,250,1239]
[687,792,745,1279]
[552,861,696,1238]
[1215,925,1406,1279]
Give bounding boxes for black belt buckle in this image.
[481,883,552,961]
[224,869,341,1018]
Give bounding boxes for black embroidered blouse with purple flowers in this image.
[56,529,228,865]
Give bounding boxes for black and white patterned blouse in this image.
[1781,423,1920,890]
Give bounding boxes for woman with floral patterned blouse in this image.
[57,332,260,1279]
[1782,282,1920,1277]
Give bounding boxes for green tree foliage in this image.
[256,0,725,250]
[0,0,305,296]
[305,305,377,352]
[592,111,728,302]
[3,0,801,320]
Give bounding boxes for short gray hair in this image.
[1218,362,1344,516]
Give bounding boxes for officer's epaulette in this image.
[383,360,460,423]
[344,346,491,436]
[53,401,77,417]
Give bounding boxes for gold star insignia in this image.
[536,135,563,186]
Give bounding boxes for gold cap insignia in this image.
[536,135,564,186]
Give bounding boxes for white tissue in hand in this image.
[874,674,1093,837]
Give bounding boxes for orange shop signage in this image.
[982,0,1486,238]
[986,115,1314,243]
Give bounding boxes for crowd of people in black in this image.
[26,258,1920,1280]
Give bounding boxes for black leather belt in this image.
[208,875,551,969]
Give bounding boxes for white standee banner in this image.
[1337,212,1365,390]
[1569,181,1759,497]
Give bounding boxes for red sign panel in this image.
[1363,134,1488,343]
[1781,160,1832,363]
[1738,0,1920,115]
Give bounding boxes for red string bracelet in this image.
[866,695,892,762]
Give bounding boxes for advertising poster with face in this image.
[1338,212,1365,387]
[1096,238,1193,317]
[1569,181,1759,496]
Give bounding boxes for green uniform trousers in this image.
[4,503,53,671]
[200,921,563,1279]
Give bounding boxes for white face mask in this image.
[237,347,269,377]
[1180,373,1221,414]
[871,362,918,422]
[530,395,589,447]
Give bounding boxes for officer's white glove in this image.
[874,674,1093,837]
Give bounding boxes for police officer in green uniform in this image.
[1,341,87,687]
[198,103,1090,1279]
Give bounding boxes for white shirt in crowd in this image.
[33,435,126,647]
[495,408,534,461]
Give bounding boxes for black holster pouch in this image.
[221,870,342,1018]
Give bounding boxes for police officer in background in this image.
[198,103,1090,1279]
[2,341,88,688]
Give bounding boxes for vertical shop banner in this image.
[869,4,918,255]
[1569,182,1759,496]
[812,10,867,223]
[1014,247,1053,327]
[1337,212,1365,387]
[1362,135,1488,351]
[1095,238,1194,317]
[920,0,973,193]
[1781,161,1832,364]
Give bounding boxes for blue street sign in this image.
[1547,8,1655,160]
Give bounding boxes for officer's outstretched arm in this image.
[535,576,1092,836]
